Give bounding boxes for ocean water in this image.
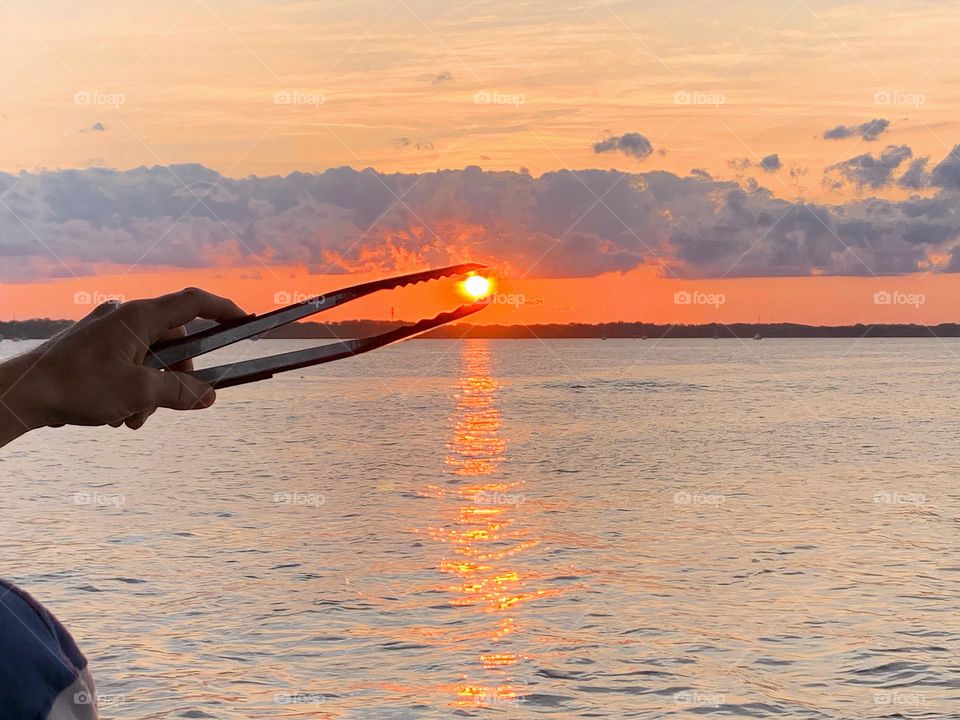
[2,337,960,719]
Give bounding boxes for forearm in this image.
[0,350,55,447]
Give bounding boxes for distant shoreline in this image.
[5,318,960,340]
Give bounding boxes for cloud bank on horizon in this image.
[3,141,960,283]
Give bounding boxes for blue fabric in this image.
[0,579,88,720]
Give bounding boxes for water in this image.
[2,337,960,719]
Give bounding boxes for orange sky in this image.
[1,265,954,326]
[3,1,959,180]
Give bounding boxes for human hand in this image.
[0,288,246,445]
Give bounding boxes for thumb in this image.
[141,368,217,411]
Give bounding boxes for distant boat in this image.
[641,334,648,340]
[601,331,608,340]
[713,327,720,340]
[753,332,762,340]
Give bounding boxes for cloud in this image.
[898,157,930,190]
[592,132,654,160]
[393,137,434,150]
[759,153,781,172]
[823,118,890,141]
[418,70,453,84]
[2,156,960,283]
[827,144,912,189]
[729,154,781,172]
[931,144,960,189]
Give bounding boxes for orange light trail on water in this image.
[429,340,541,708]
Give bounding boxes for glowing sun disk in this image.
[462,275,493,299]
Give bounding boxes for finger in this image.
[171,357,195,373]
[137,367,217,411]
[125,407,157,430]
[155,326,186,343]
[152,325,194,372]
[148,288,246,337]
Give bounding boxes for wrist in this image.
[0,350,60,444]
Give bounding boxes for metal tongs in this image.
[144,263,489,388]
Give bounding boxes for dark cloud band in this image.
[1,156,959,282]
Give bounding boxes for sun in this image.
[461,275,494,300]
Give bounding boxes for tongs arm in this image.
[191,302,487,389]
[144,262,486,370]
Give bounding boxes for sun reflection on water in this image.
[424,339,540,710]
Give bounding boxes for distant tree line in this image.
[0,319,72,340]
[422,322,960,339]
[6,318,960,340]
[185,319,960,339]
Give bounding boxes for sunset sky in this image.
[2,0,960,324]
